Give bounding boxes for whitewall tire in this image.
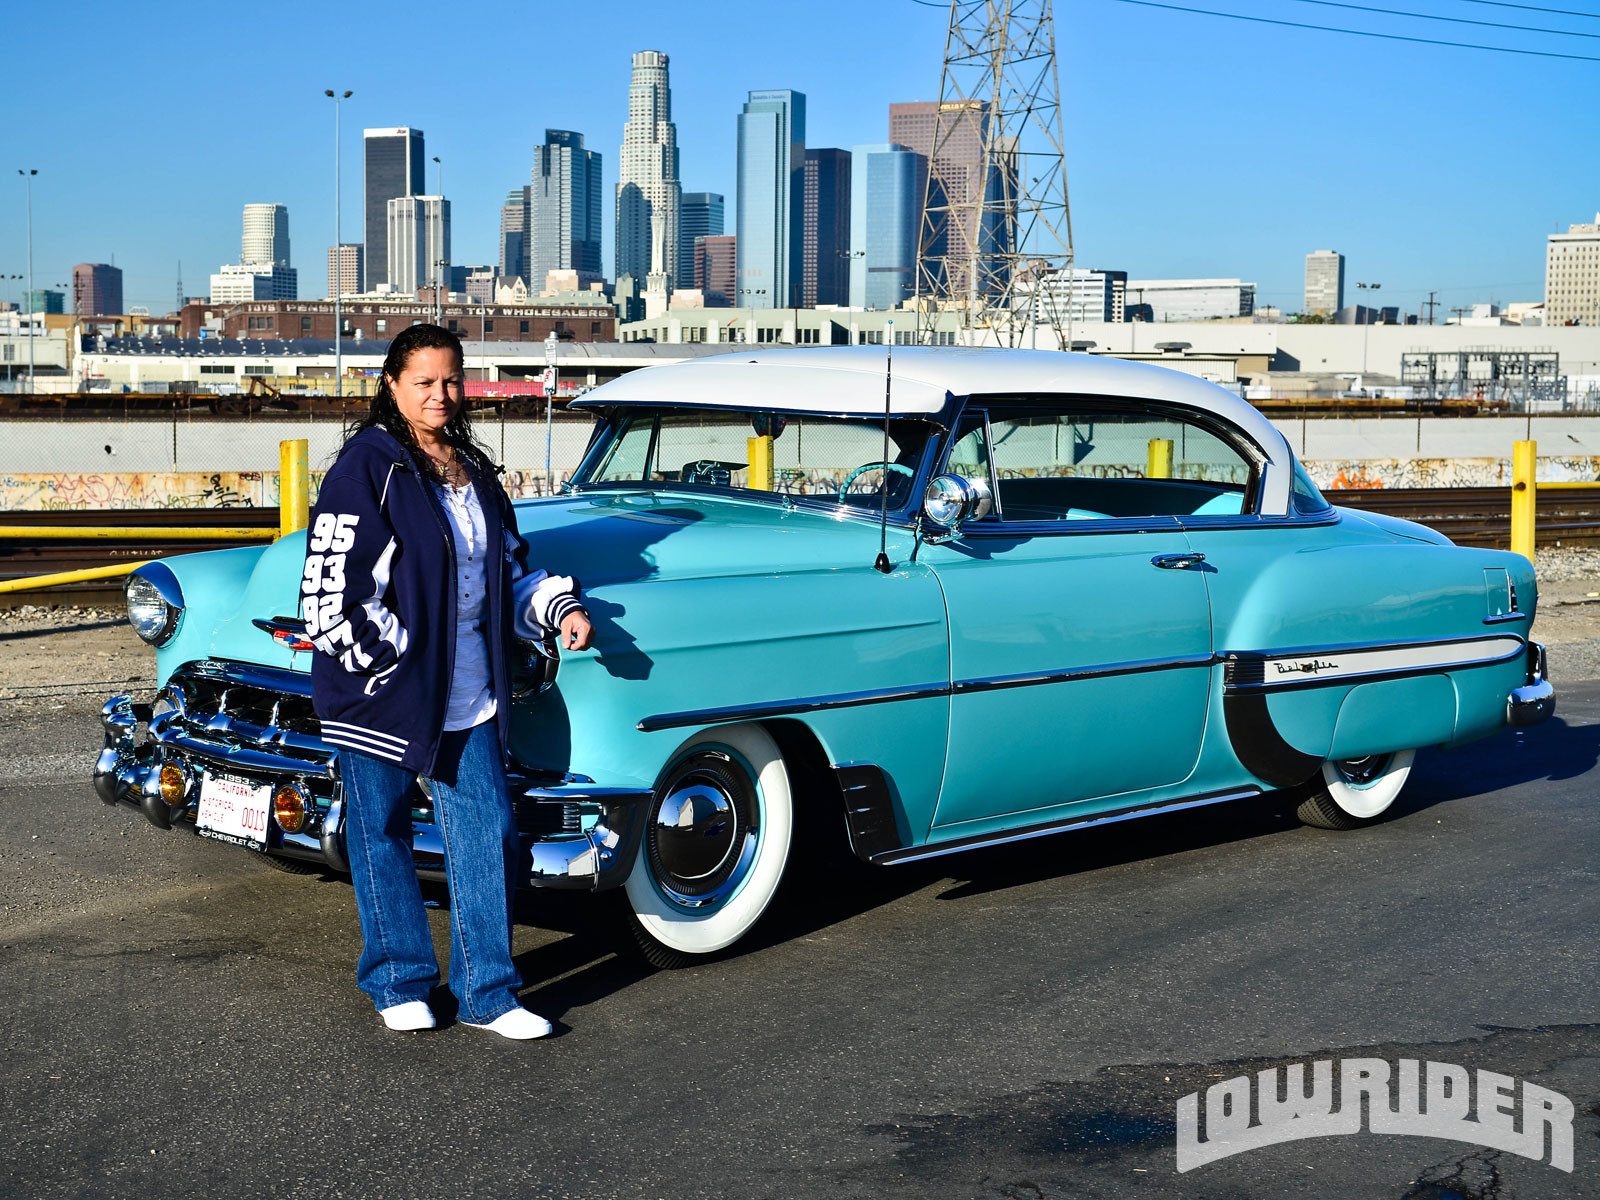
[1295,749,1416,830]
[623,723,793,968]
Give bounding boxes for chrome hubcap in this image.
[646,751,758,909]
[1332,754,1389,787]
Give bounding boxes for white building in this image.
[1125,278,1256,322]
[616,50,682,288]
[1016,267,1127,324]
[387,195,451,297]
[1546,214,1600,327]
[1304,250,1344,316]
[242,203,290,268]
[210,263,297,304]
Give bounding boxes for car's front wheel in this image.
[622,723,793,969]
[1295,749,1416,830]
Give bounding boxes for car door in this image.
[922,397,1257,832]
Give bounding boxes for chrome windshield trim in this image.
[873,787,1263,866]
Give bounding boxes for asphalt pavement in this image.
[2,683,1597,1199]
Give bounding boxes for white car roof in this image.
[573,347,1296,515]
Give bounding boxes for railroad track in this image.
[3,488,1598,601]
[1327,486,1600,548]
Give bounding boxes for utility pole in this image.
[325,89,353,399]
[1424,289,1438,326]
[19,169,36,391]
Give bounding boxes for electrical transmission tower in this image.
[915,0,1074,348]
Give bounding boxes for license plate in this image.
[196,771,271,849]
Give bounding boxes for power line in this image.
[1454,0,1600,18]
[1292,0,1600,38]
[1106,0,1600,59]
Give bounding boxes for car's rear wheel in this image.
[622,723,793,969]
[1295,749,1416,830]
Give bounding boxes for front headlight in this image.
[126,574,182,645]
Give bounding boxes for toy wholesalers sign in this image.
[1176,1057,1573,1173]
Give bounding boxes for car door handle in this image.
[1151,552,1206,570]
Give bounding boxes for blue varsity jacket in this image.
[301,426,585,774]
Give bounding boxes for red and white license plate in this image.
[196,771,271,848]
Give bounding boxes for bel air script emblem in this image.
[1276,658,1337,675]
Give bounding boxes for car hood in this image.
[511,490,893,586]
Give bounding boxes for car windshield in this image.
[573,407,936,511]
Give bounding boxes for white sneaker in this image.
[379,1000,437,1032]
[461,1006,553,1040]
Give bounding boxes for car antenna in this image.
[872,325,896,574]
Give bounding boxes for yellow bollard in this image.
[1147,437,1174,480]
[746,435,774,491]
[1510,439,1536,565]
[280,438,310,538]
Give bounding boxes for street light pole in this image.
[1357,280,1382,377]
[19,170,36,391]
[325,89,352,400]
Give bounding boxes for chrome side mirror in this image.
[922,474,993,538]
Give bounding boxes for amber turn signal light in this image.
[273,783,309,834]
[158,762,188,806]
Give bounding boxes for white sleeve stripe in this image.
[325,731,407,762]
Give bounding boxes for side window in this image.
[958,402,1254,523]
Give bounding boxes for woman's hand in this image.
[559,610,594,651]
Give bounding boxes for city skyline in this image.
[5,0,1593,318]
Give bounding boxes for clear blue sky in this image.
[5,0,1596,317]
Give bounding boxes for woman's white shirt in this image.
[435,479,498,731]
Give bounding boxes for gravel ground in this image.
[4,547,1598,782]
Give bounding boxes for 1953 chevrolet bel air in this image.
[95,347,1553,966]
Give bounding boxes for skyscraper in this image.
[889,100,996,297]
[528,130,603,291]
[849,144,925,310]
[241,203,290,267]
[694,235,736,306]
[678,193,724,285]
[500,188,529,283]
[616,51,681,287]
[736,89,806,310]
[364,127,426,291]
[802,150,850,307]
[211,205,297,303]
[386,195,450,296]
[327,244,364,298]
[1304,250,1345,317]
[73,263,122,316]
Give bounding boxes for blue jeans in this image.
[339,719,523,1023]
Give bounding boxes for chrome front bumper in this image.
[94,663,650,892]
[1507,641,1555,728]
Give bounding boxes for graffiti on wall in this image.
[1309,457,1600,490]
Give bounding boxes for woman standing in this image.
[301,323,592,1039]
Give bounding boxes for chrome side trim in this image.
[636,681,950,733]
[951,653,1215,696]
[638,654,1222,731]
[1224,634,1525,694]
[872,787,1262,866]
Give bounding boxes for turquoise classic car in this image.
[95,347,1553,966]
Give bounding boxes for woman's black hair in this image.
[351,323,497,482]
